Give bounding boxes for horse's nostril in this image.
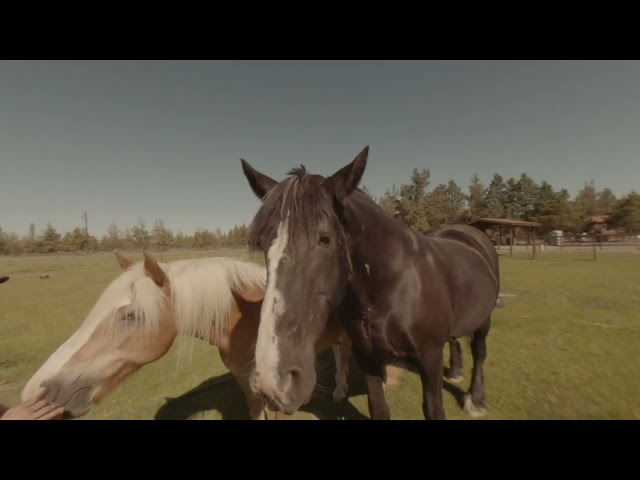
[280,367,302,393]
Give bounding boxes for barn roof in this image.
[467,217,542,229]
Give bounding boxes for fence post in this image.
[532,228,536,259]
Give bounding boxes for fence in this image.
[493,232,640,259]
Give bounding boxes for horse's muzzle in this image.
[39,377,94,419]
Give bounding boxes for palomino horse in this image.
[240,146,501,420]
[21,252,351,420]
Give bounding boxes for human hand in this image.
[1,398,65,420]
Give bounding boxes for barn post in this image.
[509,227,514,257]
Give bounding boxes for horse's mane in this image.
[248,166,331,251]
[91,256,266,363]
[166,257,266,346]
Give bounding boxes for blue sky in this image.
[1,60,638,237]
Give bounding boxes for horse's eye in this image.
[122,312,136,322]
[319,234,331,246]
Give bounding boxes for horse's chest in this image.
[347,308,394,357]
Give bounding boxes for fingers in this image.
[32,402,61,418]
[38,405,66,420]
[28,399,51,413]
[23,399,65,420]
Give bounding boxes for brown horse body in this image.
[21,252,350,420]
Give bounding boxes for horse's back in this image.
[422,224,499,336]
[423,224,498,281]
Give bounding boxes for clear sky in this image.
[1,60,638,238]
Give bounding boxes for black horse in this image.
[240,146,501,420]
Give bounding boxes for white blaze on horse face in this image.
[255,215,289,392]
[21,294,131,402]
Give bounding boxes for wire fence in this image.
[494,232,640,259]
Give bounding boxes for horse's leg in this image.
[219,350,267,420]
[464,317,491,418]
[445,339,464,383]
[364,372,390,420]
[417,343,446,420]
[353,353,390,420]
[332,334,351,403]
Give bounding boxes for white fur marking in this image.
[365,263,370,275]
[255,216,289,391]
[464,393,487,418]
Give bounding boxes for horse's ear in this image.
[240,158,279,200]
[143,252,168,288]
[325,145,369,200]
[114,251,134,270]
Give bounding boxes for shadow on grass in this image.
[155,350,472,420]
[155,350,369,420]
[396,361,467,410]
[442,378,466,409]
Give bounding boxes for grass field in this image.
[1,248,639,420]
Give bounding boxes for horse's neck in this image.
[344,194,419,263]
[341,194,424,310]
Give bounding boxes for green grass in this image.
[1,249,639,420]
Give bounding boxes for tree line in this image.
[0,219,251,255]
[371,170,639,236]
[1,170,639,255]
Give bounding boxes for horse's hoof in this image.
[332,388,348,404]
[446,375,464,384]
[464,394,487,418]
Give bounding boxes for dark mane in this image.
[248,167,329,251]
[287,165,307,177]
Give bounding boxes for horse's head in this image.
[240,146,369,414]
[21,252,177,418]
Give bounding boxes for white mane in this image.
[91,256,266,359]
[166,257,266,343]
